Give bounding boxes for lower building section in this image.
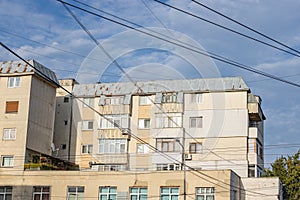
[0,170,281,200]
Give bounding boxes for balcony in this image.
[248,94,266,121]
[93,154,128,164]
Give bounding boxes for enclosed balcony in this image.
[248,94,266,121]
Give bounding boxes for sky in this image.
[1,0,300,166]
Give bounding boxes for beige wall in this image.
[0,170,236,200]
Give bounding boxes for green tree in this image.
[264,149,300,200]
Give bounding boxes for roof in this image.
[0,59,59,86]
[73,77,249,97]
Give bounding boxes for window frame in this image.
[138,118,150,129]
[189,117,203,128]
[155,113,182,128]
[160,187,179,200]
[156,138,180,152]
[130,187,148,200]
[99,186,117,200]
[190,93,202,103]
[8,77,20,88]
[1,156,14,167]
[81,144,93,154]
[137,143,149,154]
[81,120,93,130]
[162,93,177,103]
[195,187,215,200]
[189,143,202,154]
[33,186,50,200]
[67,186,84,200]
[157,163,180,171]
[0,186,12,200]
[3,128,16,140]
[139,96,152,105]
[98,139,127,154]
[99,115,129,129]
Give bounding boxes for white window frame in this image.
[189,117,203,128]
[81,144,93,154]
[162,93,177,103]
[0,186,12,199]
[137,144,149,154]
[139,96,152,105]
[157,163,180,171]
[138,118,150,129]
[3,128,16,140]
[130,187,148,200]
[196,187,215,200]
[33,186,50,200]
[98,139,127,154]
[99,115,129,129]
[190,93,202,103]
[8,77,20,88]
[83,98,93,107]
[99,187,117,200]
[155,113,182,128]
[1,156,14,167]
[160,187,179,199]
[67,186,84,200]
[104,96,124,105]
[81,121,93,130]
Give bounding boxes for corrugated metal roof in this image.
[0,60,59,85]
[73,77,249,97]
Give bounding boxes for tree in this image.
[264,149,300,200]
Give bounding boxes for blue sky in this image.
[1,0,300,166]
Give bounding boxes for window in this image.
[160,187,179,200]
[190,93,202,103]
[3,128,16,140]
[189,143,202,154]
[61,144,67,150]
[83,98,93,107]
[99,115,129,129]
[137,144,149,154]
[0,186,12,200]
[102,165,124,171]
[82,121,93,130]
[196,187,215,200]
[82,144,93,154]
[130,187,147,200]
[157,164,180,171]
[5,101,19,113]
[67,186,84,200]
[138,119,150,129]
[64,97,69,103]
[105,96,124,105]
[248,165,255,177]
[155,113,182,128]
[98,139,127,154]
[99,187,117,200]
[156,138,180,152]
[248,138,255,153]
[162,93,177,103]
[1,156,14,167]
[139,96,152,105]
[33,186,50,200]
[8,77,20,88]
[64,120,68,125]
[190,117,203,128]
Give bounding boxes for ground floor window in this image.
[1,156,14,167]
[33,186,50,200]
[67,186,84,200]
[130,187,147,200]
[99,187,117,200]
[0,186,12,200]
[157,163,180,171]
[160,187,179,200]
[196,187,215,200]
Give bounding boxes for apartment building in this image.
[63,77,265,178]
[0,59,281,200]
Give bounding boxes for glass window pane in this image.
[161,188,169,193]
[171,188,179,193]
[110,187,117,193]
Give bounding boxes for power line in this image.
[153,0,300,58]
[57,0,300,88]
[190,0,300,55]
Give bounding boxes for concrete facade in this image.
[0,60,281,200]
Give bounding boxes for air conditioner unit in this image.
[185,154,192,160]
